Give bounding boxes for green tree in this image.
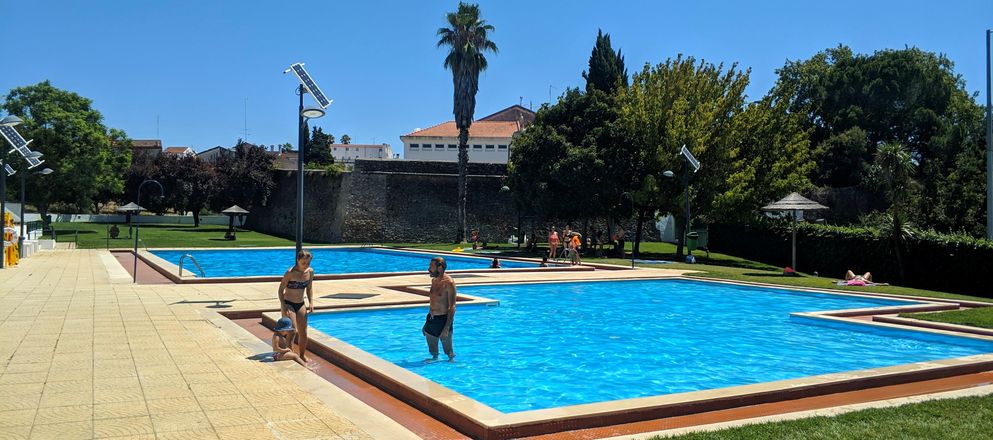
[873,142,916,281]
[306,126,334,165]
[616,56,749,258]
[716,96,815,220]
[158,154,215,226]
[339,134,351,145]
[582,29,628,94]
[437,2,498,243]
[210,143,275,212]
[3,81,131,217]
[771,46,986,234]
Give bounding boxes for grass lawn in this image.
[900,308,993,330]
[46,222,320,249]
[394,241,991,304]
[659,393,993,440]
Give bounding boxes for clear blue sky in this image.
[2,1,990,155]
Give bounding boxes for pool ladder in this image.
[178,254,206,278]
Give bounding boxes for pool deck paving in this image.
[2,248,992,440]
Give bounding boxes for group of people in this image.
[547,225,584,265]
[546,225,627,264]
[268,250,459,367]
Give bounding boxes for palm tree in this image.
[874,142,916,281]
[437,2,498,243]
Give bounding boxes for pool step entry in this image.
[178,253,206,278]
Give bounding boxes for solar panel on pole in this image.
[288,63,332,108]
[0,125,43,169]
[4,164,14,176]
[680,145,701,173]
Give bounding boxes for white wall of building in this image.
[402,137,512,164]
[331,144,394,163]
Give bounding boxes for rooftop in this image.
[131,139,162,149]
[402,120,521,139]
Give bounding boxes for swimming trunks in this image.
[284,300,305,313]
[287,279,310,289]
[423,313,452,338]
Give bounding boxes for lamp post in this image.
[133,179,164,283]
[294,94,326,254]
[18,156,50,254]
[986,29,992,240]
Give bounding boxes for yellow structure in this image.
[3,211,18,266]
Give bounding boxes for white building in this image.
[162,146,195,157]
[196,146,230,163]
[331,143,395,165]
[400,105,535,164]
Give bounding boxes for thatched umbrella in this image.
[221,205,249,240]
[761,192,828,273]
[116,202,144,237]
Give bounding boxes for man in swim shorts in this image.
[423,257,457,362]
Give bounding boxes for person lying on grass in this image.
[844,270,875,286]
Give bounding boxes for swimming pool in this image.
[307,279,993,413]
[149,247,537,278]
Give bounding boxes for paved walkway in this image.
[0,249,400,439]
[0,248,688,439]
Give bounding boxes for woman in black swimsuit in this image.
[278,249,315,362]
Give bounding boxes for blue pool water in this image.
[150,248,536,277]
[308,279,993,413]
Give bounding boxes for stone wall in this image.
[247,170,345,242]
[247,159,660,244]
[247,160,514,243]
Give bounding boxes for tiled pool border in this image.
[133,245,616,284]
[259,277,993,440]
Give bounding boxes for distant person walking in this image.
[548,227,560,260]
[423,257,457,362]
[278,249,315,363]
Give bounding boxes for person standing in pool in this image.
[278,249,315,362]
[423,257,457,362]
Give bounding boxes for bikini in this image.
[283,278,311,313]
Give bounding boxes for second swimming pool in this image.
[150,247,537,277]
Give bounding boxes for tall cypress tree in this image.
[582,29,628,94]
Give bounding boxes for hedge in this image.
[708,222,993,297]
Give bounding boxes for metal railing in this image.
[178,253,206,278]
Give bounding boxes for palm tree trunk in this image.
[456,127,469,243]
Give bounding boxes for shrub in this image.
[709,221,993,297]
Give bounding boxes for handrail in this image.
[178,253,206,278]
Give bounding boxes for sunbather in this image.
[844,270,872,286]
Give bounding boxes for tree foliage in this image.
[339,134,350,145]
[616,55,751,255]
[306,126,334,165]
[771,45,987,235]
[3,81,131,215]
[209,143,275,212]
[582,29,628,94]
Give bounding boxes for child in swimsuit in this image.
[268,317,305,366]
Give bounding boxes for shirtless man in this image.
[423,257,457,362]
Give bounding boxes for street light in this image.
[985,29,992,240]
[133,179,164,283]
[285,63,332,254]
[1,115,36,269]
[0,116,23,126]
[301,106,325,119]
